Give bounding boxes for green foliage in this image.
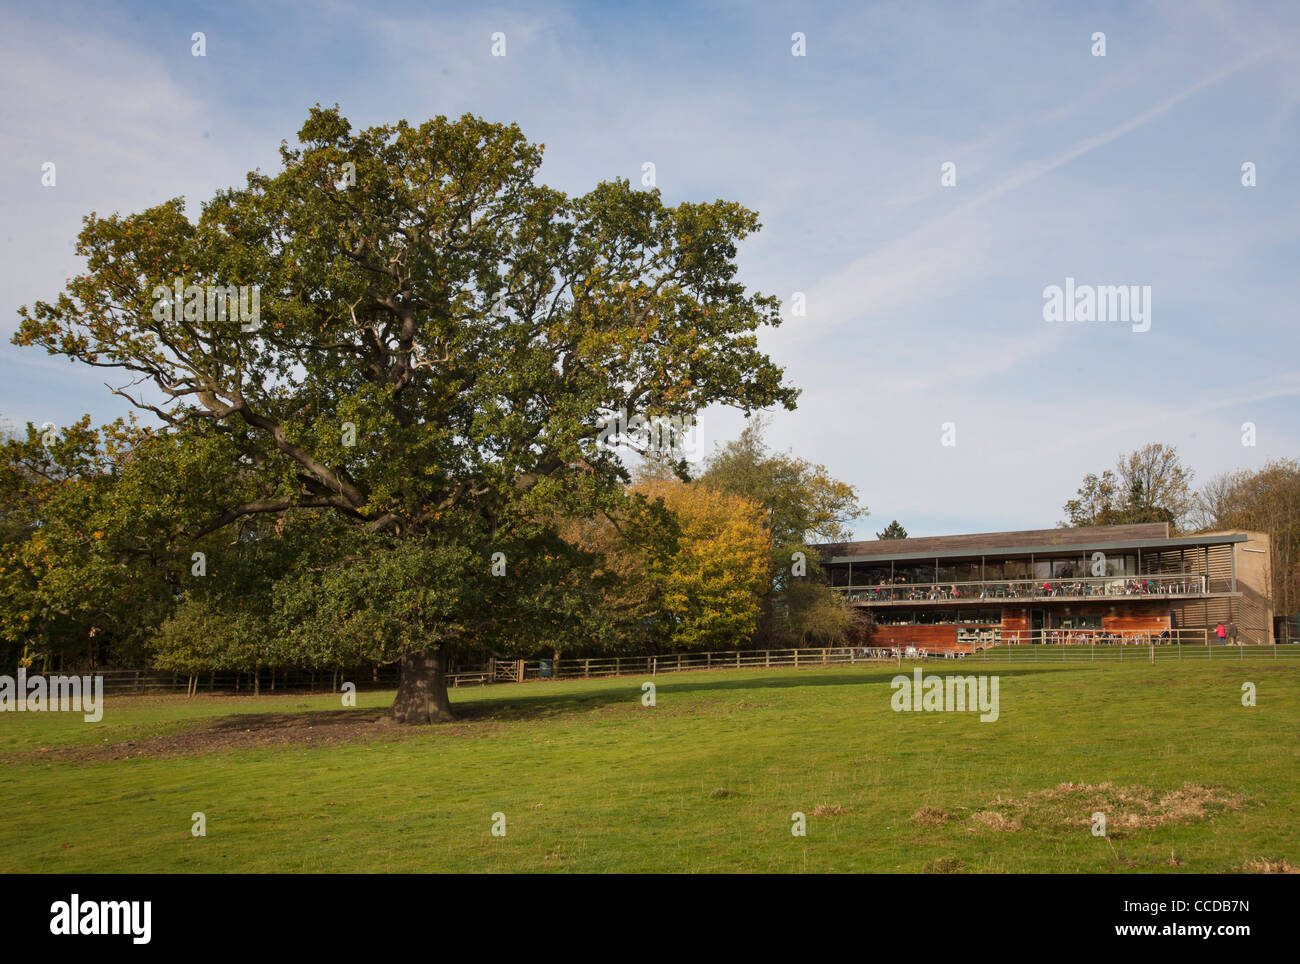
[876,520,908,540]
[12,108,798,677]
[0,417,192,669]
[699,416,864,547]
[153,596,261,676]
[270,527,486,669]
[1061,444,1194,533]
[697,417,866,646]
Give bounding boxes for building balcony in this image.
[833,571,1212,604]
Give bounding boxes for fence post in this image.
[1150,644,1154,664]
[794,650,799,669]
[652,657,657,677]
[584,658,590,679]
[765,651,771,669]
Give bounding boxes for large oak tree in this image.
[14,107,798,721]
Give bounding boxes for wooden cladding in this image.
[866,603,1170,652]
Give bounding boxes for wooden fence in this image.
[17,640,1298,696]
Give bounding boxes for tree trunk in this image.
[390,648,454,724]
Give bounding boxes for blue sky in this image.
[2,0,1298,539]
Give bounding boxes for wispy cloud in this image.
[1,0,1297,537]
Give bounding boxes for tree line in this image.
[1061,442,1299,623]
[0,414,867,682]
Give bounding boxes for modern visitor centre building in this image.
[818,523,1274,653]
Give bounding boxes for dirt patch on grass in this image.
[911,806,950,827]
[966,782,1243,835]
[923,857,963,873]
[1020,781,1243,830]
[1237,857,1299,874]
[7,693,627,763]
[969,810,1022,832]
[13,708,416,762]
[811,804,847,817]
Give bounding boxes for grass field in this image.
[2,658,1297,873]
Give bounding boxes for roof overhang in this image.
[825,534,1248,565]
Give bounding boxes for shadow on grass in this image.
[17,665,1084,759]
[174,664,1078,735]
[447,665,1075,723]
[205,708,389,731]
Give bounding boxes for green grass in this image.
[1,660,1297,873]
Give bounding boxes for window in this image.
[896,565,925,584]
[1053,558,1081,578]
[877,610,912,625]
[857,566,890,585]
[1059,614,1102,630]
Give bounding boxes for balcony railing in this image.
[834,572,1208,604]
